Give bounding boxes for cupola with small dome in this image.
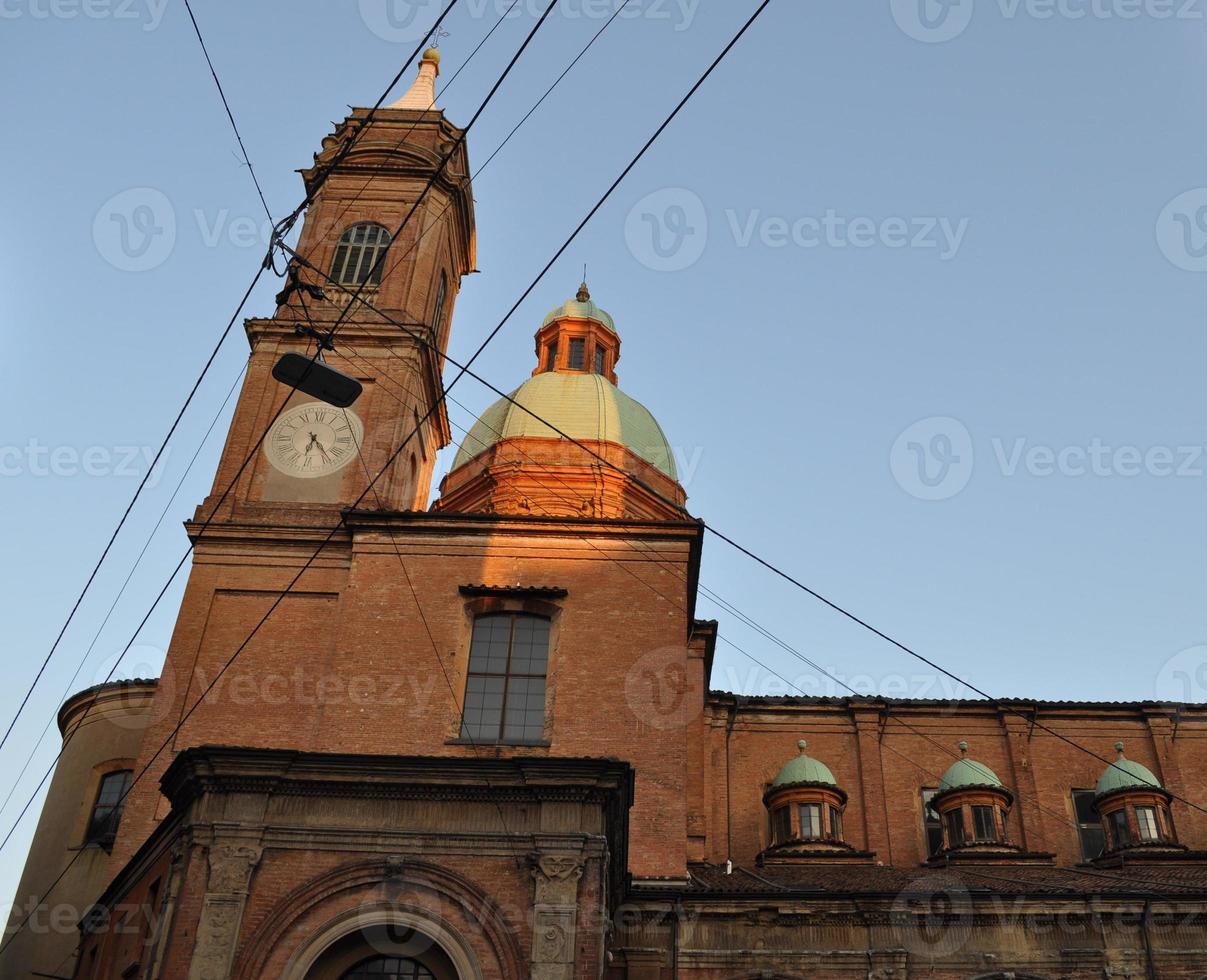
[436,284,686,520]
[1089,742,1191,863]
[926,742,1053,865]
[758,740,873,865]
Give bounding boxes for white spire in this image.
[390,48,441,110]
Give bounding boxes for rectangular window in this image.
[1109,808,1131,849]
[972,804,997,842]
[771,806,791,844]
[86,769,133,846]
[568,338,586,370]
[922,789,943,856]
[1072,789,1105,860]
[828,805,843,841]
[1136,806,1160,841]
[460,614,550,744]
[944,808,965,847]
[798,803,822,839]
[594,345,605,374]
[546,343,558,372]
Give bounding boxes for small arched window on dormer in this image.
[330,222,392,287]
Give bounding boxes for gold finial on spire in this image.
[390,46,441,110]
[576,281,590,303]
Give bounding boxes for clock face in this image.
[265,402,364,479]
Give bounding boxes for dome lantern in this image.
[532,282,621,385]
[436,287,686,520]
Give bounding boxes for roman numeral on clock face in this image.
[266,404,364,479]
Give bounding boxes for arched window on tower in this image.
[432,272,448,333]
[330,223,392,287]
[460,613,549,744]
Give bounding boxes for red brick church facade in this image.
[8,50,1207,980]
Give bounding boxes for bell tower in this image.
[202,48,475,519]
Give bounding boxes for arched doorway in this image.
[341,955,435,979]
[302,924,460,980]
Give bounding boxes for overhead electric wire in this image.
[145,0,1207,903]
[329,273,1207,821]
[0,4,461,767]
[0,268,265,762]
[330,368,527,873]
[716,642,1207,900]
[283,0,560,357]
[315,0,525,239]
[0,0,568,839]
[15,25,1188,948]
[342,342,1197,902]
[183,0,273,223]
[269,0,463,240]
[0,0,772,952]
[0,362,247,828]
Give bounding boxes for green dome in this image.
[1096,743,1162,797]
[770,740,837,789]
[542,296,615,332]
[938,742,1003,792]
[452,372,677,479]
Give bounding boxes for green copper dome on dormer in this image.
[1096,742,1163,798]
[541,284,616,332]
[938,742,1003,792]
[770,740,837,789]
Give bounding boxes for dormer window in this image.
[1109,809,1131,848]
[926,741,1042,864]
[568,338,585,370]
[972,804,1000,842]
[1090,742,1187,862]
[331,222,392,287]
[546,343,557,371]
[798,803,823,840]
[771,806,791,844]
[759,739,871,864]
[1136,806,1161,841]
[594,345,605,374]
[945,809,965,847]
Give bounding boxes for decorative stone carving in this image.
[206,844,262,895]
[187,844,263,980]
[529,852,585,980]
[531,854,584,907]
[533,916,570,962]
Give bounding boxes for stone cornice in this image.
[161,745,635,811]
[343,507,703,538]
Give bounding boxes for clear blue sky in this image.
[1,0,1205,905]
